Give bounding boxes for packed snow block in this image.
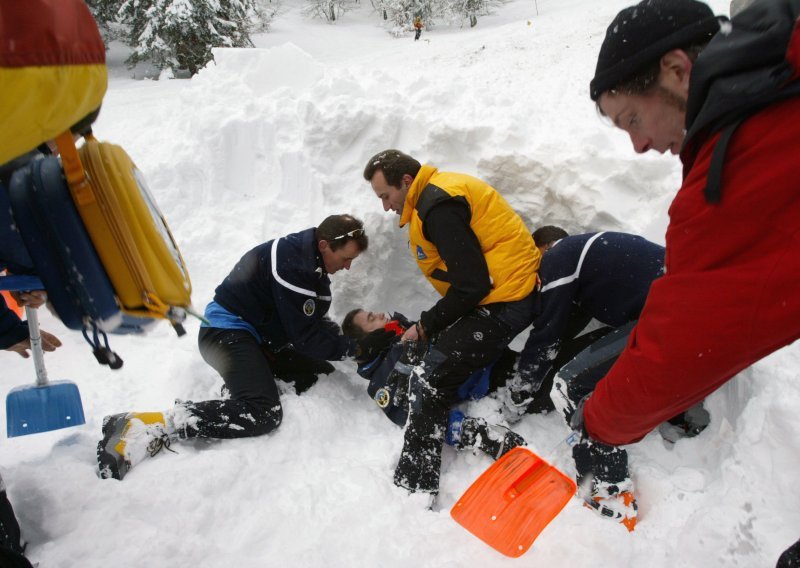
[7,157,121,331]
[206,44,324,94]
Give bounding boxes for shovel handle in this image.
[25,306,49,387]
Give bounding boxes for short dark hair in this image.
[363,149,421,187]
[532,225,569,248]
[316,214,369,252]
[342,308,366,340]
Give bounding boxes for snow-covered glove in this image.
[401,339,429,366]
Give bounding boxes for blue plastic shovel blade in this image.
[6,381,86,437]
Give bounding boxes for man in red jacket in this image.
[573,0,800,541]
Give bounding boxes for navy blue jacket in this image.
[0,173,35,350]
[519,232,665,391]
[213,227,354,361]
[357,314,496,426]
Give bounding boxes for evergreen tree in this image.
[304,0,357,22]
[372,0,437,31]
[85,0,126,42]
[444,0,504,28]
[119,0,257,76]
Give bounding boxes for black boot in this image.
[572,437,637,531]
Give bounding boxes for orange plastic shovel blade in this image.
[451,447,576,557]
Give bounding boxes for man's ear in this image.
[401,173,415,186]
[318,239,330,253]
[659,49,693,96]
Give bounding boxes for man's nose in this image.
[630,132,651,154]
[383,201,391,212]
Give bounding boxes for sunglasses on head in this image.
[331,228,365,241]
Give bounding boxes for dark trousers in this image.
[395,293,535,493]
[551,323,635,486]
[0,480,33,568]
[777,537,800,567]
[184,328,333,439]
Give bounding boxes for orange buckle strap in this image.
[54,131,96,206]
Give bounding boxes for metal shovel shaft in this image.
[25,306,49,387]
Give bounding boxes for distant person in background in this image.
[98,215,367,481]
[573,0,800,549]
[414,16,424,40]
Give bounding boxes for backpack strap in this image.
[703,117,745,204]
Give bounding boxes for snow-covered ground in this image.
[3,0,799,566]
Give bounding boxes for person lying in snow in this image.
[342,308,526,461]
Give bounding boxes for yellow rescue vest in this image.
[399,165,540,304]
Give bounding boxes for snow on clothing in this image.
[355,314,516,428]
[518,232,665,393]
[584,1,800,446]
[401,164,540,336]
[180,227,352,439]
[393,166,538,493]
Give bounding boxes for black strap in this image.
[704,117,745,204]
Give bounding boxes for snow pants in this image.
[394,292,535,494]
[182,327,334,439]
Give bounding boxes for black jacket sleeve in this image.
[0,298,28,350]
[419,200,491,336]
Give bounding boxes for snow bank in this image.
[2,0,798,566]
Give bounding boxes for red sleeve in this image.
[584,98,800,446]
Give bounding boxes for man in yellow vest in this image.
[363,149,541,498]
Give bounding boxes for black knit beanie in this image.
[590,0,724,101]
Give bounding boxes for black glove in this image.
[400,339,429,366]
[355,328,397,363]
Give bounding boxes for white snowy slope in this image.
[2,0,799,566]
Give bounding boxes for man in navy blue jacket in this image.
[98,214,367,480]
[507,231,665,417]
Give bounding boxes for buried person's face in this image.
[352,310,390,333]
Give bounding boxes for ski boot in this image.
[447,410,527,460]
[97,412,174,480]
